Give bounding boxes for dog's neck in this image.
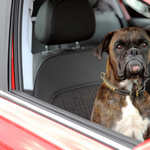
[105,57,141,91]
[119,78,141,92]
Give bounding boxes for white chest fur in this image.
[112,79,150,141]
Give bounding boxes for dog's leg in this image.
[90,102,101,124]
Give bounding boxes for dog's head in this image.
[95,27,150,80]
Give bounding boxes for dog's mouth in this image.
[118,58,147,80]
[125,60,144,78]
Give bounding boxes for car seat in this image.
[33,0,122,120]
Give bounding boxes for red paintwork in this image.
[11,34,15,90]
[133,139,150,150]
[0,115,62,150]
[0,97,113,150]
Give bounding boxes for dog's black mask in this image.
[95,27,150,80]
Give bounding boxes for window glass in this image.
[22,0,34,90]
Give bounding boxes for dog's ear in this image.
[144,29,150,63]
[94,31,115,60]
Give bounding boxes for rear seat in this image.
[32,0,123,120]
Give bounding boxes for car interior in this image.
[22,0,150,127]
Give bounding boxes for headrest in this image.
[34,0,95,45]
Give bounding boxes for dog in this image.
[90,27,150,141]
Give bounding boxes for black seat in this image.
[33,0,117,120]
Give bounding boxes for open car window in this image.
[9,0,150,149]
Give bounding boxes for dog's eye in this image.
[117,44,122,50]
[142,42,147,48]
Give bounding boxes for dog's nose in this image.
[128,49,140,56]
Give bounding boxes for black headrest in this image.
[34,0,95,45]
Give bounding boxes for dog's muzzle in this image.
[119,48,147,79]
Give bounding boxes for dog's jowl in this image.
[90,27,150,141]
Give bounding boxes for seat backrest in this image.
[33,0,96,85]
[33,49,107,119]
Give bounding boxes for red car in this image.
[1,0,150,149]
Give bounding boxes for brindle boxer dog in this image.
[90,27,150,141]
